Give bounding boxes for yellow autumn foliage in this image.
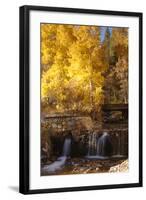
[41,24,108,113]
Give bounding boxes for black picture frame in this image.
[19,5,143,194]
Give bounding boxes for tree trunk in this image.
[89,79,96,119]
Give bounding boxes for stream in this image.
[42,132,127,175]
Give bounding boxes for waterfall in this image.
[112,133,125,158]
[62,138,71,156]
[88,132,97,155]
[86,131,113,159]
[96,132,112,156]
[42,137,71,173]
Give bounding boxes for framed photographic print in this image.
[19,5,143,194]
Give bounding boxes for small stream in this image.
[42,132,126,175]
[42,137,71,173]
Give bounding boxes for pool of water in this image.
[41,157,127,176]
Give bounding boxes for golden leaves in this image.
[41,24,107,113]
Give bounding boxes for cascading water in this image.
[62,138,71,156]
[88,132,97,155]
[96,132,113,156]
[112,133,125,158]
[42,137,71,173]
[86,132,113,159]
